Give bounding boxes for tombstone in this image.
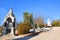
[47,18,52,27]
[30,24,36,33]
[36,24,40,32]
[3,8,16,35]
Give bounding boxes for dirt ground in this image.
[0,27,60,40]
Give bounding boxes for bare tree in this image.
[34,16,44,28]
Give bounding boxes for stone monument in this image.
[3,8,16,35]
[36,24,40,32]
[47,18,52,27]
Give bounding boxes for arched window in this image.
[6,17,12,23]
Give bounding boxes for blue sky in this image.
[0,0,60,25]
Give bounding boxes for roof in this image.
[7,8,15,17]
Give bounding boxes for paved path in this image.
[30,27,60,40]
[0,27,60,40]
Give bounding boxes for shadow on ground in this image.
[13,32,40,40]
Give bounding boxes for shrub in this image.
[0,27,2,33]
[52,20,60,26]
[17,23,31,35]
